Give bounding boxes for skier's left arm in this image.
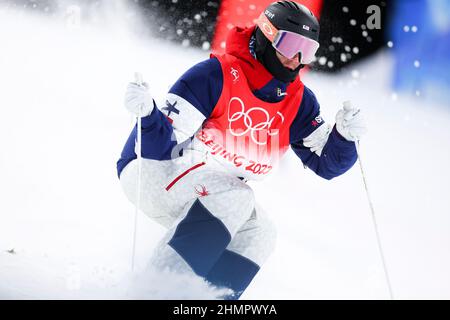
[289,87,366,180]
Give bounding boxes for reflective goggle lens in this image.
[272,30,319,64]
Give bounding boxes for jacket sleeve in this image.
[117,57,223,177]
[289,86,357,180]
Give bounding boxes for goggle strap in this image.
[256,12,278,42]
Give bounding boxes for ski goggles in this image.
[256,12,320,64]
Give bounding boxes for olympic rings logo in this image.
[227,97,284,146]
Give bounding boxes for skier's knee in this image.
[248,214,277,266]
[226,212,277,267]
[119,159,138,201]
[230,185,255,216]
[260,217,277,261]
[119,159,174,227]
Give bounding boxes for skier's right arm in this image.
[117,58,223,177]
[161,57,223,143]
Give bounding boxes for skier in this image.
[117,1,366,299]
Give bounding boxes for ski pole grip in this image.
[343,100,353,111]
[134,72,143,86]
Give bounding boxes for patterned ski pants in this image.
[119,150,276,299]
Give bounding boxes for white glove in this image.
[335,102,367,141]
[124,82,154,117]
[303,123,332,156]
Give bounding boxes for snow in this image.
[1,5,450,300]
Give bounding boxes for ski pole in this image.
[132,72,144,271]
[343,100,394,300]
